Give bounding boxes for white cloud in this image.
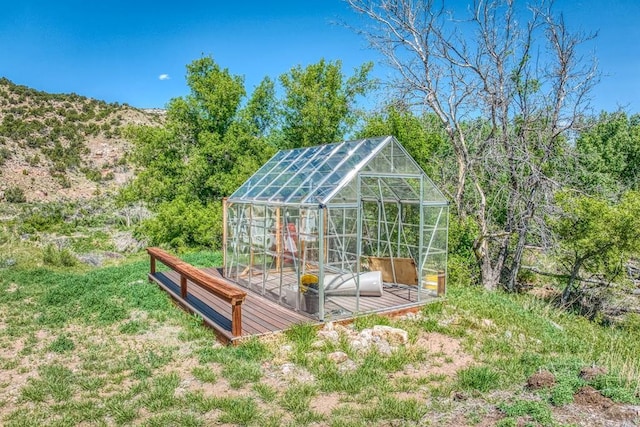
[158,74,170,81]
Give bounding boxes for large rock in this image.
[372,325,409,345]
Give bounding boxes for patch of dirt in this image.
[574,386,614,410]
[526,370,556,390]
[409,331,474,378]
[309,392,342,416]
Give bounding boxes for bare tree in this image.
[347,0,598,290]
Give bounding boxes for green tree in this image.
[122,56,274,248]
[357,106,449,180]
[575,112,640,195]
[278,59,374,149]
[552,191,640,305]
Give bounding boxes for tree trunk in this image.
[562,258,583,305]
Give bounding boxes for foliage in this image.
[552,190,640,304]
[357,106,449,180]
[42,244,77,267]
[137,197,220,249]
[0,146,10,166]
[575,111,640,195]
[0,77,135,176]
[498,400,554,426]
[278,59,374,149]
[4,186,26,203]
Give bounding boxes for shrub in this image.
[43,244,77,267]
[138,198,221,249]
[5,186,26,203]
[0,146,10,166]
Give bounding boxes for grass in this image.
[1,244,639,425]
[457,366,501,393]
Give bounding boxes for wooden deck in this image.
[149,266,437,344]
[149,267,312,344]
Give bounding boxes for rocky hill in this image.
[0,78,164,202]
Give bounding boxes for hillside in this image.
[0,78,164,202]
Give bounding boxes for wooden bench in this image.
[147,247,247,337]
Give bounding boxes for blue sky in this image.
[0,0,638,113]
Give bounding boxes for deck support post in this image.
[149,256,156,282]
[231,302,243,337]
[180,275,188,299]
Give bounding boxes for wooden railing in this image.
[147,247,247,337]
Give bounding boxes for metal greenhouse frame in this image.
[223,136,448,321]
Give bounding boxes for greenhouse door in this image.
[357,175,424,289]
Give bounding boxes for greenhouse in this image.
[223,136,448,321]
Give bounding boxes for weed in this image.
[21,364,75,402]
[191,366,217,383]
[591,373,640,403]
[285,322,317,354]
[118,319,149,334]
[144,412,203,427]
[222,360,262,388]
[215,396,261,425]
[143,372,180,412]
[48,334,76,353]
[253,382,278,402]
[360,396,426,423]
[281,382,317,413]
[457,366,501,393]
[498,399,554,426]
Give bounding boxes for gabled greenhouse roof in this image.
[228,136,448,207]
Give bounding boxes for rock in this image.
[398,311,423,321]
[375,340,393,356]
[112,231,146,253]
[0,258,16,268]
[350,338,370,353]
[338,359,358,373]
[481,318,495,328]
[318,329,340,342]
[372,325,408,345]
[453,391,467,401]
[327,351,349,364]
[77,253,104,267]
[526,370,556,390]
[504,330,513,339]
[281,363,296,375]
[579,365,608,381]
